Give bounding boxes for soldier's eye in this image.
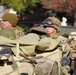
[43,26,47,28]
[3,20,7,22]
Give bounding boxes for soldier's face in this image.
[1,20,13,29]
[45,26,56,36]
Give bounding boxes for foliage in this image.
[0,0,39,13]
[40,0,76,14]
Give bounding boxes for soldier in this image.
[0,13,26,75]
[0,13,39,75]
[36,16,71,75]
[69,31,76,74]
[0,13,25,39]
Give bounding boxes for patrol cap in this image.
[1,13,18,26]
[42,17,60,31]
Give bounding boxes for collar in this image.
[48,33,59,39]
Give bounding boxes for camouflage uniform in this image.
[35,16,71,75]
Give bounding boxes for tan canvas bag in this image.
[35,58,59,75]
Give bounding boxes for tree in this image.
[40,0,76,14]
[0,0,39,13]
[40,0,76,26]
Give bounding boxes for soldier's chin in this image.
[46,33,51,36]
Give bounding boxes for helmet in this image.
[42,17,60,31]
[1,13,18,26]
[0,28,16,39]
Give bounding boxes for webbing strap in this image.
[12,59,18,70]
